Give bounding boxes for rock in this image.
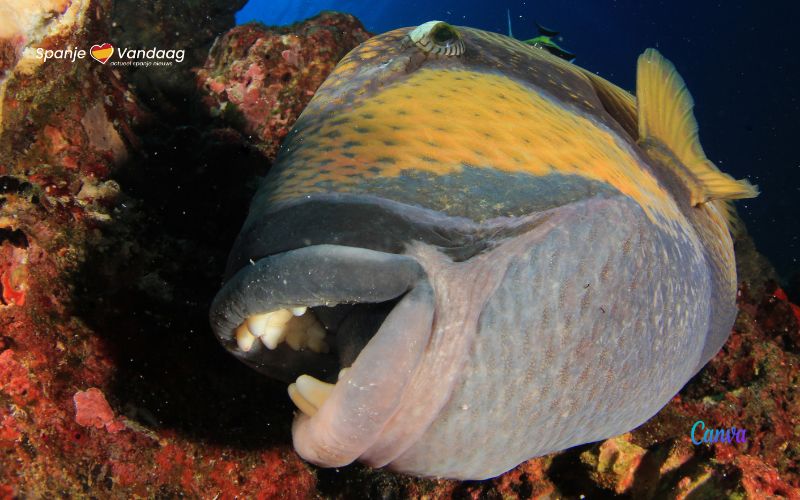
[196,12,372,159]
[580,435,647,494]
[734,229,780,297]
[735,455,797,498]
[0,5,367,497]
[109,0,248,116]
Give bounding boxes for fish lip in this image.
[210,243,425,339]
[290,280,436,467]
[209,244,427,382]
[209,243,437,465]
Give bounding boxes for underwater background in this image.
[1,0,799,496]
[239,0,800,283]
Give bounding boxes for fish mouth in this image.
[209,244,435,467]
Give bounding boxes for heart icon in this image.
[90,43,114,64]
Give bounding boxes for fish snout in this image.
[209,244,442,464]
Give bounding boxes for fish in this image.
[507,10,575,62]
[209,20,758,479]
[522,31,576,63]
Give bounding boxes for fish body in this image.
[210,21,757,479]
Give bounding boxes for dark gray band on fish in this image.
[225,170,622,279]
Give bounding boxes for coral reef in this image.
[109,0,248,117]
[196,12,371,158]
[0,3,798,497]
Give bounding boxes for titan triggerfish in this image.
[210,20,758,479]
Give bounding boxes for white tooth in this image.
[288,383,318,416]
[338,367,350,380]
[293,313,315,328]
[235,323,257,352]
[295,374,334,410]
[261,325,287,350]
[246,312,272,337]
[307,337,329,354]
[256,309,327,351]
[267,309,293,326]
[285,327,305,351]
[305,322,326,341]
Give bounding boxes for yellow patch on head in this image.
[271,68,685,227]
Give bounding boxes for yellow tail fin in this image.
[636,48,758,206]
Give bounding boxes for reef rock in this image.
[196,12,371,159]
[110,0,248,116]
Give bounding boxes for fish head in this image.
[210,22,736,479]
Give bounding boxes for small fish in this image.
[522,29,576,62]
[210,20,757,479]
[508,9,575,62]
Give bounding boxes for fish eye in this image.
[408,20,465,56]
[432,24,456,43]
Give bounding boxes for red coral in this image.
[73,388,125,433]
[0,415,20,444]
[154,444,199,494]
[0,350,37,405]
[0,242,28,307]
[0,272,24,306]
[736,455,796,498]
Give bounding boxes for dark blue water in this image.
[237,0,800,280]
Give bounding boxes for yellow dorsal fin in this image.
[636,48,759,206]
